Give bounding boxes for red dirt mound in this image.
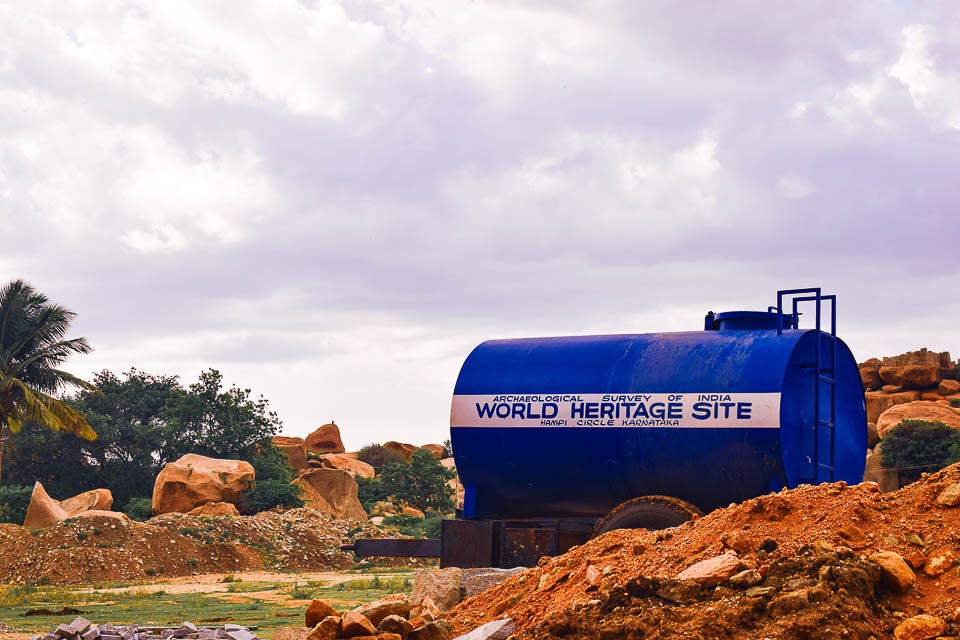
[0,508,382,584]
[450,463,960,638]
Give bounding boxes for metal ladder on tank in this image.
[774,288,838,484]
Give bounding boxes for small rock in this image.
[729,569,762,588]
[869,551,916,593]
[936,483,960,507]
[745,586,776,597]
[720,530,755,554]
[923,553,954,577]
[893,614,947,640]
[340,610,377,637]
[451,619,515,640]
[358,597,413,627]
[408,622,450,640]
[655,579,703,604]
[306,616,340,640]
[837,524,869,549]
[675,554,742,586]
[768,589,809,614]
[412,596,441,622]
[378,615,414,640]
[584,565,601,586]
[305,600,339,628]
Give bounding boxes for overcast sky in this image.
[2,1,958,450]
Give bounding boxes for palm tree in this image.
[0,279,97,482]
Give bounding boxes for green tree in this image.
[356,443,407,474]
[0,279,97,483]
[380,449,456,513]
[241,440,303,513]
[4,367,285,511]
[881,419,960,471]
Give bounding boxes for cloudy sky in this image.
[2,1,958,450]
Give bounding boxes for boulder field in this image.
[860,349,960,423]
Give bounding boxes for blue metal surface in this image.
[450,291,867,520]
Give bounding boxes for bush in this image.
[239,439,303,514]
[123,497,154,522]
[383,514,442,538]
[380,449,455,513]
[356,475,388,513]
[881,420,960,471]
[241,480,303,514]
[0,485,32,524]
[356,444,406,474]
[951,399,960,408]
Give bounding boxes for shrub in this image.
[0,485,32,525]
[951,399,960,408]
[356,444,406,473]
[881,419,960,470]
[380,449,456,513]
[241,479,304,514]
[383,514,443,538]
[123,497,154,522]
[356,475,388,513]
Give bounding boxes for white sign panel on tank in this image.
[450,393,781,428]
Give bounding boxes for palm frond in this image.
[0,374,97,440]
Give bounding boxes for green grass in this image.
[0,571,416,638]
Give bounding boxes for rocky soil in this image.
[0,508,419,585]
[449,462,960,639]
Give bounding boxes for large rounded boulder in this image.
[152,454,255,515]
[318,453,375,479]
[59,488,114,515]
[304,423,345,454]
[877,401,960,438]
[293,468,366,521]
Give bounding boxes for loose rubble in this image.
[29,619,260,640]
[0,508,426,584]
[449,461,960,638]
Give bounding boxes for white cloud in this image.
[1,0,958,446]
[890,24,960,129]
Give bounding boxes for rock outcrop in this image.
[879,365,941,389]
[420,444,446,458]
[304,423,345,454]
[59,488,114,515]
[188,501,241,517]
[865,390,921,424]
[272,436,309,471]
[22,481,70,528]
[152,454,255,515]
[23,483,122,529]
[383,441,418,461]
[293,468,367,521]
[877,401,960,438]
[318,453,375,479]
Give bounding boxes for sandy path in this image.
[95,570,407,595]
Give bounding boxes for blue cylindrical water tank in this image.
[449,311,867,520]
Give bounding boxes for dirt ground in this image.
[0,507,428,585]
[450,463,960,638]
